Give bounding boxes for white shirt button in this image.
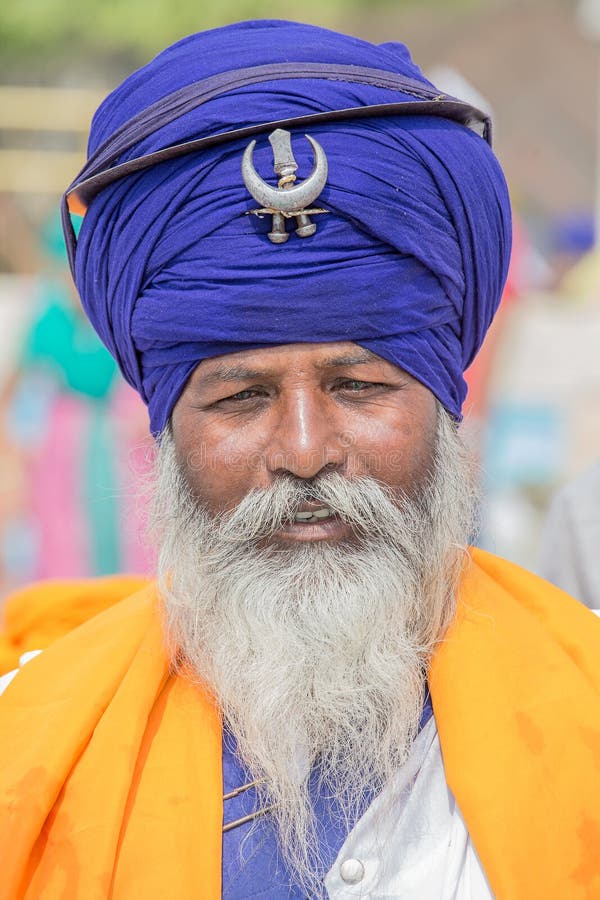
[339,857,365,884]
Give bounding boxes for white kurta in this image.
[324,716,493,898]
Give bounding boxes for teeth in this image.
[294,507,332,522]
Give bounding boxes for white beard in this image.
[150,404,476,895]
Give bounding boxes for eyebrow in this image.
[316,349,381,369]
[196,349,381,388]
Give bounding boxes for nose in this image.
[265,390,346,480]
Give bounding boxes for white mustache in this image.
[212,472,424,544]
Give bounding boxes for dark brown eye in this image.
[229,389,261,400]
[342,380,373,391]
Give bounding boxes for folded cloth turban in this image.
[63,20,512,435]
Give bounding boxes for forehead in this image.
[189,341,412,385]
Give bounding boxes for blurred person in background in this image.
[0,212,151,586]
[0,211,152,667]
[539,460,600,609]
[0,21,598,900]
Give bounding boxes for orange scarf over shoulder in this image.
[0,548,599,899]
[0,575,148,675]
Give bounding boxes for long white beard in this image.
[150,405,476,895]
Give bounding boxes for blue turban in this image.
[66,20,511,435]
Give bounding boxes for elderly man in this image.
[0,20,598,900]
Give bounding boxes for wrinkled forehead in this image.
[182,341,421,389]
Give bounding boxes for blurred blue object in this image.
[552,212,595,255]
[484,402,566,488]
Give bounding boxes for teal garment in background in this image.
[20,282,117,400]
[84,405,121,575]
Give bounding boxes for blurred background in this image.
[1,0,600,599]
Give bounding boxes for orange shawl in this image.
[0,575,148,675]
[0,548,599,899]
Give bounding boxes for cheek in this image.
[173,417,268,512]
[348,404,437,488]
[378,437,435,491]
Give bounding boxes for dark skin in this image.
[171,342,438,544]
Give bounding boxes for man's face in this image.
[171,341,438,541]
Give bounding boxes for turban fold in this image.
[64,20,512,435]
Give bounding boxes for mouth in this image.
[293,505,334,523]
[272,503,354,543]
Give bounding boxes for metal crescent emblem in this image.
[241,129,329,243]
